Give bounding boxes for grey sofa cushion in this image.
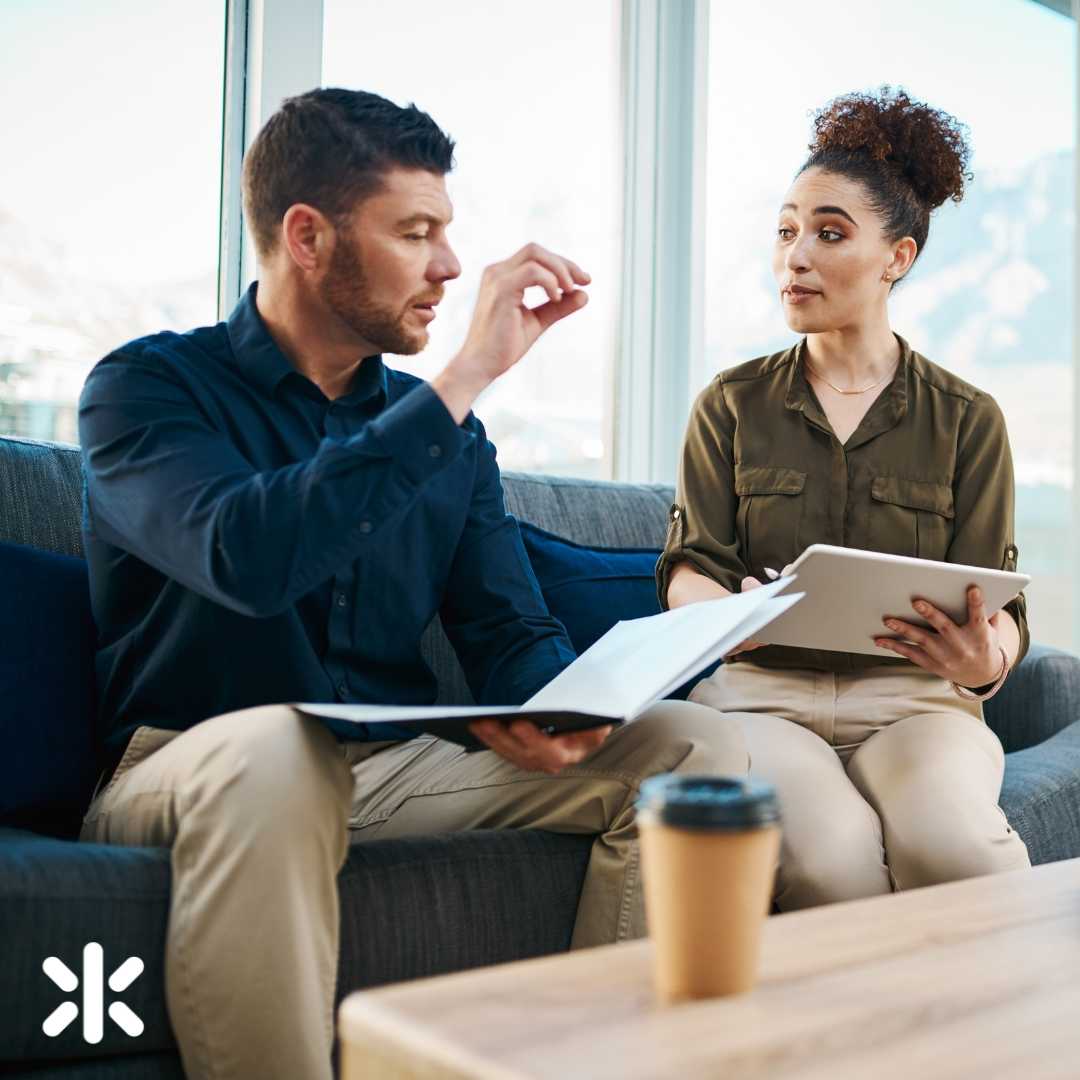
[0,437,83,557]
[0,1052,186,1078]
[981,643,1080,753]
[0,827,589,1063]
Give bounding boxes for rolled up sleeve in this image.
[946,392,1030,666]
[656,380,748,609]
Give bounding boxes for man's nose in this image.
[430,241,461,283]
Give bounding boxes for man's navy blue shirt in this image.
[79,284,576,765]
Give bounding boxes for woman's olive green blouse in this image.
[656,335,1029,672]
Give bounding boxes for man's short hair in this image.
[242,87,456,257]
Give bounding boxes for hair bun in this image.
[809,87,972,210]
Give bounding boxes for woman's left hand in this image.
[874,586,1005,688]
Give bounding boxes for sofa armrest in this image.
[1000,718,1080,865]
[984,643,1080,754]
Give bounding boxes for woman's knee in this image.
[885,805,1031,890]
[848,712,1026,889]
[774,806,891,910]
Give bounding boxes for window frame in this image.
[216,2,1079,649]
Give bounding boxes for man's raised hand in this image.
[432,244,590,423]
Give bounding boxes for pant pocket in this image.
[81,725,169,829]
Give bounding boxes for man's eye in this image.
[820,229,842,242]
[405,233,427,241]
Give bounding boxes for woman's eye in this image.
[820,229,842,242]
[777,227,795,241]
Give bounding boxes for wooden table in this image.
[338,859,1080,1079]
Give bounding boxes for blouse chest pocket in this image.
[734,465,806,576]
[869,476,955,560]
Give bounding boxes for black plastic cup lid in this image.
[636,774,780,830]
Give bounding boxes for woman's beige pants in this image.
[78,700,747,1080]
[689,661,1031,912]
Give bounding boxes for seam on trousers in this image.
[859,794,891,893]
[348,766,643,830]
[611,731,711,941]
[830,673,838,748]
[616,841,640,942]
[171,784,218,1080]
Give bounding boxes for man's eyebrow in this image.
[395,212,451,228]
[780,202,857,226]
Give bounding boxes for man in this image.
[78,88,748,1080]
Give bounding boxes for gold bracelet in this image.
[951,645,1011,702]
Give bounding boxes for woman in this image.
[657,88,1031,910]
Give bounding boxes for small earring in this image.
[882,273,892,283]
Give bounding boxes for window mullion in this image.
[615,0,709,484]
[218,0,324,319]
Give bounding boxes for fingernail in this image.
[915,602,929,613]
[885,620,900,630]
[764,567,779,580]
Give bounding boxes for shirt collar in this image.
[784,333,911,446]
[226,281,389,408]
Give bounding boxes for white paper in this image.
[524,577,801,717]
[296,576,804,729]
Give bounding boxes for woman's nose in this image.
[785,237,811,273]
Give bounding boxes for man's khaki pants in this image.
[79,700,747,1080]
[689,661,1031,911]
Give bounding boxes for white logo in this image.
[42,942,144,1042]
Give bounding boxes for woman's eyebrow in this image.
[780,201,858,226]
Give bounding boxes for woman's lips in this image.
[783,288,821,305]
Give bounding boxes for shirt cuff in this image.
[366,382,473,487]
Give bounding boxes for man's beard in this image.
[320,233,427,356]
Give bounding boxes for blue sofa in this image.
[3,433,1080,1078]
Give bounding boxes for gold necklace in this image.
[804,358,897,396]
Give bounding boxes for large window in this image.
[321,0,622,479]
[704,0,1077,649]
[0,0,225,444]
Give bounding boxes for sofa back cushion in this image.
[0,434,1040,802]
[0,540,99,836]
[0,435,84,556]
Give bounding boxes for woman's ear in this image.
[885,236,918,284]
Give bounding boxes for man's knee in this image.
[595,699,749,779]
[181,705,354,831]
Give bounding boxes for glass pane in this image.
[705,0,1076,650]
[1,0,226,444]
[322,0,621,478]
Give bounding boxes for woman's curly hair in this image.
[800,87,973,274]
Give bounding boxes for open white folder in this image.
[293,577,803,749]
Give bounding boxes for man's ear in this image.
[281,203,333,273]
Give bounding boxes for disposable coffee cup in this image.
[636,773,781,1003]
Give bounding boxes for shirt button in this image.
[428,444,442,458]
[359,520,373,534]
[336,593,347,608]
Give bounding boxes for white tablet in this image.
[759,544,1030,656]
